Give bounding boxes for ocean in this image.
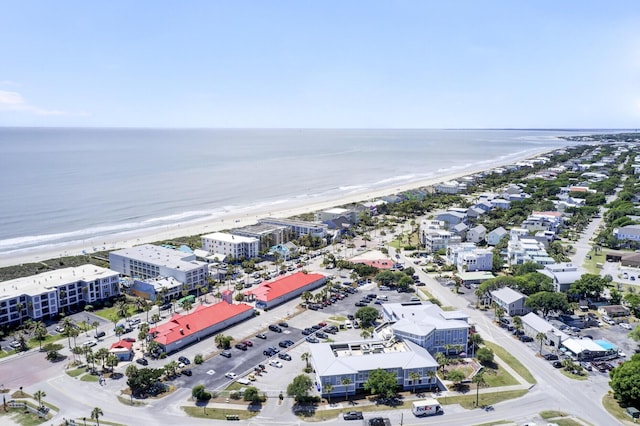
[0,128,594,257]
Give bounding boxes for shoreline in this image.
[0,146,563,268]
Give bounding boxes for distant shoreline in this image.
[0,145,564,268]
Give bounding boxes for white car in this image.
[178,362,186,368]
[224,372,238,379]
[83,340,98,348]
[618,350,627,358]
[620,322,632,330]
[268,360,283,368]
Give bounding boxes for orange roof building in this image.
[150,301,254,353]
[246,271,326,309]
[351,259,394,269]
[110,339,134,361]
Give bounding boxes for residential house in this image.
[447,244,493,272]
[613,225,640,243]
[538,263,583,292]
[598,305,630,318]
[434,180,467,194]
[490,287,530,316]
[466,225,487,244]
[435,211,466,227]
[316,208,358,224]
[487,227,508,246]
[451,223,469,240]
[491,198,511,209]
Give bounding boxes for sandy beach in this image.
[0,146,558,268]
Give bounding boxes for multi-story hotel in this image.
[201,232,260,260]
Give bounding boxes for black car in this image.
[159,303,172,310]
[355,302,367,307]
[278,322,289,328]
[269,324,283,333]
[278,340,290,348]
[368,418,391,426]
[278,353,292,361]
[256,333,267,339]
[544,353,559,361]
[343,411,364,420]
[302,328,314,335]
[347,314,355,320]
[519,335,534,342]
[316,332,328,339]
[311,324,323,330]
[181,369,192,376]
[220,351,232,358]
[178,356,191,365]
[235,343,248,351]
[552,361,563,368]
[263,348,276,356]
[324,326,338,334]
[306,336,319,343]
[136,358,148,366]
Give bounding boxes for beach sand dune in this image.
[0,147,556,268]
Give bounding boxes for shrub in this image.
[229,391,241,400]
[84,305,94,312]
[194,354,203,365]
[192,384,211,401]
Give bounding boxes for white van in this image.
[378,295,388,301]
[344,320,353,329]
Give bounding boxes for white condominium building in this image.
[0,265,120,326]
[201,232,259,260]
[109,244,208,289]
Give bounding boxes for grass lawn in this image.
[583,251,605,274]
[116,396,146,406]
[553,419,586,426]
[66,367,86,378]
[80,373,99,382]
[602,394,636,425]
[559,370,588,381]
[183,406,257,420]
[540,410,569,419]
[0,407,49,426]
[440,389,528,409]
[28,333,65,348]
[483,341,536,384]
[482,365,519,387]
[94,305,137,321]
[0,349,16,359]
[329,315,346,322]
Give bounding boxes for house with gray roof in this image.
[381,302,470,355]
[521,312,569,348]
[487,226,508,246]
[538,263,583,292]
[435,211,466,227]
[613,225,640,242]
[451,222,469,239]
[309,338,439,397]
[490,287,530,316]
[466,224,487,244]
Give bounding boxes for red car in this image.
[242,340,253,347]
[318,322,327,327]
[123,337,136,343]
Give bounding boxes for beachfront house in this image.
[0,265,121,326]
[232,223,286,252]
[201,232,260,260]
[316,208,358,224]
[434,180,467,194]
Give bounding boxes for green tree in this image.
[91,407,104,426]
[34,390,46,406]
[569,274,606,300]
[512,316,523,331]
[536,332,546,355]
[95,347,110,371]
[629,325,640,342]
[525,291,569,317]
[493,304,506,323]
[409,371,421,393]
[435,352,447,373]
[32,321,48,350]
[476,347,494,365]
[126,366,164,397]
[61,317,75,348]
[286,374,314,401]
[355,306,379,327]
[323,383,334,404]
[472,372,487,407]
[363,368,398,398]
[192,384,212,401]
[341,377,352,401]
[301,352,311,370]
[609,354,640,407]
[243,386,262,403]
[445,369,466,390]
[116,300,129,319]
[106,353,119,371]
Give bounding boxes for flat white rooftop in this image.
[201,232,257,244]
[110,244,205,271]
[1,265,118,299]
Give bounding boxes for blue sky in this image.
[1,1,639,128]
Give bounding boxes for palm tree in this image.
[341,377,352,401]
[16,302,25,326]
[426,370,437,390]
[61,317,75,348]
[512,316,523,331]
[435,352,447,373]
[301,352,310,370]
[34,390,46,406]
[68,327,80,350]
[182,300,193,313]
[91,407,104,426]
[472,371,486,407]
[92,321,100,338]
[360,328,372,339]
[536,332,546,355]
[469,333,483,357]
[323,383,334,404]
[32,321,48,350]
[95,348,110,371]
[134,297,145,313]
[116,300,129,319]
[301,291,313,305]
[143,302,151,323]
[409,371,421,393]
[106,353,119,371]
[214,334,226,348]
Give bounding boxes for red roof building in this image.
[110,339,134,361]
[149,301,254,353]
[246,271,326,309]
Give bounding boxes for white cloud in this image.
[0,89,87,117]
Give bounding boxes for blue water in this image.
[0,128,595,255]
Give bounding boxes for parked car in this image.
[519,335,534,342]
[136,357,149,366]
[269,360,283,368]
[302,328,314,335]
[278,353,292,361]
[181,369,192,376]
[552,361,563,368]
[343,411,364,420]
[278,322,289,328]
[225,372,238,379]
[263,348,277,356]
[316,332,328,339]
[242,340,253,347]
[620,322,632,330]
[220,351,232,358]
[178,356,191,365]
[306,336,319,344]
[235,343,248,351]
[543,353,559,361]
[269,324,283,333]
[580,362,593,371]
[256,333,267,339]
[95,331,106,339]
